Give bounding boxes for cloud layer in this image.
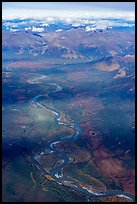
[2,14,135,33]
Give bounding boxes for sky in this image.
[2,2,135,19]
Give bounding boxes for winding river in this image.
[30,82,135,202]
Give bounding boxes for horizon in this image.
[2,2,135,20]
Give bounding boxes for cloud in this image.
[55,29,63,32]
[71,23,81,27]
[85,19,135,32]
[24,27,31,31]
[31,26,44,32]
[4,22,18,27]
[2,13,135,33]
[2,10,135,21]
[41,23,49,27]
[85,26,96,32]
[10,28,18,32]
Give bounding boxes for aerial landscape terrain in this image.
[2,2,135,202]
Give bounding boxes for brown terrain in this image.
[66,93,135,196]
[7,61,55,69]
[97,62,120,72]
[113,69,126,78]
[84,129,135,195]
[99,195,132,202]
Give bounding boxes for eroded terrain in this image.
[2,17,135,202]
